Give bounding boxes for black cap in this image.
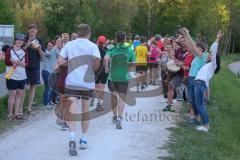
[28,23,38,29]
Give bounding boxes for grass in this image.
[161,53,240,160]
[0,60,5,74]
[0,85,44,133]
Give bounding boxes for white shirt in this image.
[195,42,218,87]
[59,38,101,90]
[6,48,27,80]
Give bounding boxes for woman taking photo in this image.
[5,33,28,120]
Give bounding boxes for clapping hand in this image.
[217,30,224,39]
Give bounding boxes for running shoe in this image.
[112,116,118,125]
[45,104,53,110]
[96,103,104,111]
[79,139,87,150]
[196,126,209,132]
[69,141,77,156]
[162,105,175,112]
[149,81,152,85]
[62,122,69,131]
[56,119,62,126]
[116,116,123,129]
[137,84,140,92]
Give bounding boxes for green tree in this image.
[0,0,15,24]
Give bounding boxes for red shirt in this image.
[184,53,194,77]
[156,40,164,51]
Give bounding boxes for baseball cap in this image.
[97,36,106,44]
[28,23,38,29]
[15,33,25,41]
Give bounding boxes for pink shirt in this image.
[148,45,160,63]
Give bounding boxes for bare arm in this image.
[55,55,67,69]
[93,57,100,72]
[104,56,110,73]
[180,28,203,57]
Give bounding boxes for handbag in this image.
[49,61,68,94]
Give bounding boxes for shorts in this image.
[108,80,129,95]
[169,74,183,89]
[95,71,108,84]
[136,65,148,73]
[6,79,26,90]
[26,69,41,85]
[65,88,93,100]
[148,62,158,69]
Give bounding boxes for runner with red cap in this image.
[90,35,109,111]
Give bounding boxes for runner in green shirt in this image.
[104,31,136,129]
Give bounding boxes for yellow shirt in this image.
[135,45,148,65]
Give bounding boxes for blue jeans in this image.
[42,70,52,105]
[194,80,209,125]
[188,77,198,116]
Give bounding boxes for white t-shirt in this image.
[195,42,218,87]
[6,48,27,80]
[59,38,101,90]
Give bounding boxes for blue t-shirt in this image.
[133,40,141,50]
[189,52,208,77]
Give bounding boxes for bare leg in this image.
[95,84,100,102]
[8,90,16,117]
[167,85,174,105]
[68,97,77,132]
[118,93,126,117]
[111,92,118,117]
[28,85,36,111]
[142,72,147,85]
[81,99,90,134]
[19,88,25,114]
[14,89,24,116]
[97,83,105,104]
[153,67,157,83]
[149,68,153,83]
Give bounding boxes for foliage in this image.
[0,0,15,24]
[0,0,239,51]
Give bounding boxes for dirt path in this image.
[228,61,240,76]
[0,89,177,160]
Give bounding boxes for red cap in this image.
[97,36,106,44]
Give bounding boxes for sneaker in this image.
[196,126,209,132]
[116,117,123,129]
[172,99,177,104]
[137,84,140,92]
[112,116,118,125]
[69,141,77,156]
[144,83,148,88]
[96,103,104,111]
[162,105,175,112]
[149,81,152,85]
[79,139,87,150]
[62,122,69,131]
[56,119,62,126]
[45,104,53,110]
[160,98,167,103]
